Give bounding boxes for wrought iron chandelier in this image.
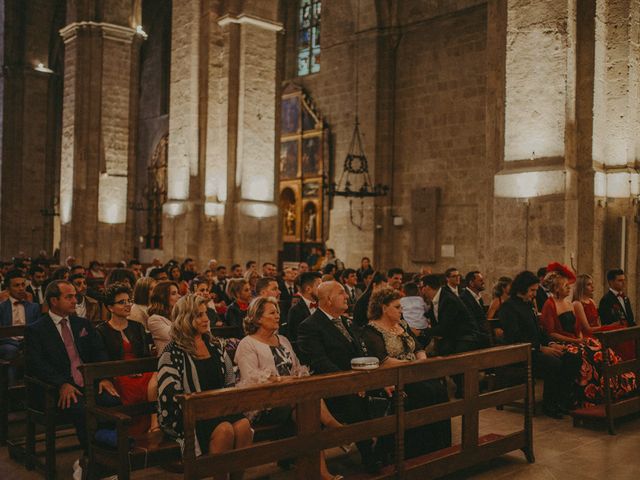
[325,0,388,202]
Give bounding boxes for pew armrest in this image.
[88,406,133,426]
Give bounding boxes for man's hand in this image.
[540,346,563,358]
[384,386,395,397]
[58,383,82,409]
[98,379,120,398]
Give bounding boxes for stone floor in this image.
[1,407,639,479]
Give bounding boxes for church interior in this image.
[1,0,640,479]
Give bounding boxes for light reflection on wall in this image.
[239,200,277,218]
[242,175,272,202]
[594,171,640,198]
[494,170,566,198]
[98,173,127,224]
[204,201,225,217]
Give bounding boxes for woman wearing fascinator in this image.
[539,263,636,409]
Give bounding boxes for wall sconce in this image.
[34,63,54,73]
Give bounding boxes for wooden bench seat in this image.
[178,344,535,479]
[570,325,640,434]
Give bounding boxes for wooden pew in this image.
[571,325,640,434]
[80,357,181,480]
[0,325,25,445]
[178,343,534,479]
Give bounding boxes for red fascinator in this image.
[546,262,576,284]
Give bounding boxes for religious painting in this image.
[303,201,319,242]
[281,96,300,135]
[302,181,321,198]
[302,136,321,176]
[280,140,299,180]
[280,187,299,241]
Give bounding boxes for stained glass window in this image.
[297,0,321,76]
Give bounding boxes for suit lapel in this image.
[318,311,354,350]
[43,315,69,363]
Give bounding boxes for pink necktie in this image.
[60,318,84,387]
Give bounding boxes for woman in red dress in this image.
[540,264,636,408]
[572,274,600,336]
[97,283,158,434]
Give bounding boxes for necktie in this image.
[331,316,352,342]
[35,287,41,303]
[60,318,84,387]
[13,300,24,306]
[289,286,295,296]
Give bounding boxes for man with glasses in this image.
[444,267,461,296]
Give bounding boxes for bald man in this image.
[297,281,381,473]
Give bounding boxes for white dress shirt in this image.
[609,288,628,314]
[431,288,442,323]
[9,296,26,326]
[301,295,317,315]
[49,310,75,342]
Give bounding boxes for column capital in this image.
[217,13,283,32]
[59,22,144,44]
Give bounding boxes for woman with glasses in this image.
[96,282,159,432]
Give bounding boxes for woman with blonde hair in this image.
[572,274,600,336]
[486,276,512,319]
[235,296,342,480]
[225,279,252,331]
[157,294,252,472]
[243,269,261,296]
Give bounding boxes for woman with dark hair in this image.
[190,277,224,327]
[157,294,253,463]
[168,264,188,296]
[353,271,388,327]
[96,283,158,433]
[225,279,252,331]
[147,281,181,354]
[486,276,512,319]
[356,257,374,286]
[105,268,137,289]
[361,287,451,460]
[499,270,582,418]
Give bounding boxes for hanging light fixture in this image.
[325,0,388,201]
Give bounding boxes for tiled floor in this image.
[1,407,639,479]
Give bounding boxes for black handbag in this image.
[367,392,392,418]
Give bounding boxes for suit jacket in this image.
[352,289,372,327]
[459,288,491,347]
[344,285,363,315]
[499,296,548,351]
[0,299,41,327]
[297,308,366,374]
[84,295,101,323]
[96,320,151,360]
[26,285,45,306]
[25,314,108,387]
[278,280,297,320]
[213,279,230,305]
[598,290,636,326]
[425,288,482,355]
[535,287,551,313]
[284,295,312,347]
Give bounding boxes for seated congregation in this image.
[0,254,638,479]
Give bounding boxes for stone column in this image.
[59,20,144,264]
[216,12,282,265]
[492,0,579,274]
[163,0,202,260]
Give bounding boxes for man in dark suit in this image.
[535,267,551,313]
[283,271,321,348]
[297,281,381,473]
[459,271,491,348]
[421,274,483,355]
[25,280,119,461]
[0,269,41,384]
[599,268,636,326]
[278,266,298,319]
[26,265,47,308]
[212,265,230,304]
[341,268,362,315]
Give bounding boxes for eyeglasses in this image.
[114,299,132,305]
